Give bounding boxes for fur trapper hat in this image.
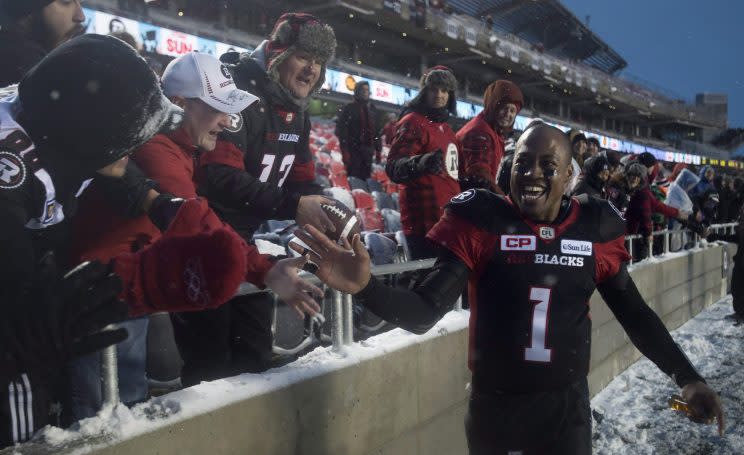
[265,13,336,95]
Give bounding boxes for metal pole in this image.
[628,237,634,265]
[664,230,670,255]
[343,293,354,345]
[331,289,344,352]
[648,235,654,259]
[101,333,119,407]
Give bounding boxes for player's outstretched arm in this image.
[597,267,725,435]
[292,225,469,334]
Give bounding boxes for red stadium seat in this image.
[330,160,347,175]
[352,189,377,211]
[316,152,332,167]
[329,172,350,190]
[356,208,385,232]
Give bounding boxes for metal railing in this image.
[100,223,737,408]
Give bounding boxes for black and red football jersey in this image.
[427,189,630,393]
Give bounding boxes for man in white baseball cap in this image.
[67,52,324,412]
[160,52,258,151]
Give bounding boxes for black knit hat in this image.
[17,34,183,176]
[0,0,53,22]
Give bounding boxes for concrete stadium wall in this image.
[83,245,732,455]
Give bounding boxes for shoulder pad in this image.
[577,195,626,241]
[445,189,510,230]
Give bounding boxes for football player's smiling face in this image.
[511,125,573,223]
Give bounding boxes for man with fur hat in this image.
[186,13,338,379]
[0,0,86,87]
[0,35,250,447]
[336,80,382,180]
[386,65,461,259]
[456,80,523,194]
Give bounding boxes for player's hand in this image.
[677,211,690,222]
[264,256,324,318]
[681,381,725,436]
[296,195,337,234]
[290,225,371,294]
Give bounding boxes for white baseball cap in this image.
[161,52,258,114]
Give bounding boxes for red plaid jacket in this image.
[387,111,461,236]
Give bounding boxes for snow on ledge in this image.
[32,310,470,453]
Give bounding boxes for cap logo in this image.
[0,152,26,189]
[224,113,244,133]
[220,65,232,79]
[450,189,476,204]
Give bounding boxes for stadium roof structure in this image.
[447,0,627,74]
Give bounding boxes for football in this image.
[321,199,361,243]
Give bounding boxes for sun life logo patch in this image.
[0,151,26,189]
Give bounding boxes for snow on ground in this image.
[591,296,744,454]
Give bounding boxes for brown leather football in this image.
[321,199,362,242]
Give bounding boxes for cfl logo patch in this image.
[500,235,536,251]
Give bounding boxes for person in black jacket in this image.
[0,0,86,87]
[336,81,382,180]
[571,154,609,199]
[294,124,724,454]
[706,204,744,320]
[175,13,338,383]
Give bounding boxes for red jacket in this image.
[625,185,680,236]
[387,110,461,236]
[455,112,504,194]
[70,128,273,285]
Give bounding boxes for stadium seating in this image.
[372,191,396,210]
[381,208,402,232]
[348,176,369,192]
[366,178,384,193]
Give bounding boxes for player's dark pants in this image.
[466,379,592,455]
[172,293,274,387]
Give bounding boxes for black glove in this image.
[148,193,186,232]
[97,161,158,218]
[415,149,444,176]
[0,255,129,381]
[386,149,444,183]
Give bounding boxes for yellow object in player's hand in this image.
[669,394,693,415]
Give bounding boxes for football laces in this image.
[321,204,346,219]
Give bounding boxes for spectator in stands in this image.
[567,129,587,167]
[714,175,733,223]
[690,189,720,229]
[731,177,744,222]
[336,80,382,179]
[689,165,716,200]
[386,66,461,259]
[66,52,324,419]
[606,157,629,212]
[180,13,338,383]
[571,154,609,199]
[457,80,523,194]
[586,137,601,158]
[0,0,86,87]
[705,204,744,321]
[625,163,688,260]
[0,34,256,448]
[637,152,660,184]
[381,112,397,148]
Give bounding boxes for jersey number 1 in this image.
[525,287,552,363]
